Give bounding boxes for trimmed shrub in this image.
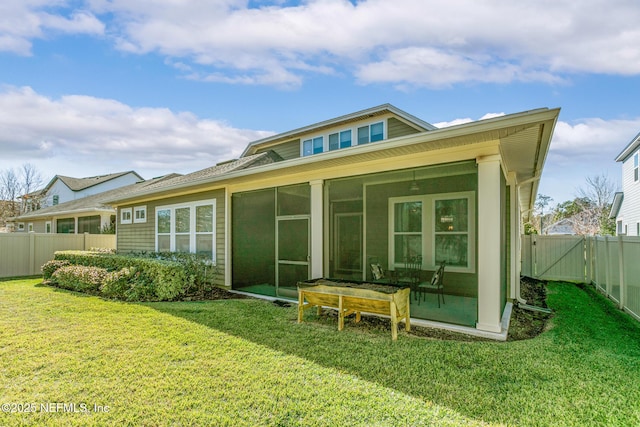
[51,250,192,301]
[42,260,71,280]
[52,265,109,293]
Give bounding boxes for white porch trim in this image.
[476,155,503,333]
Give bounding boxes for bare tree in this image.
[0,163,45,226]
[552,174,618,235]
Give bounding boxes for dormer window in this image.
[301,120,385,156]
[357,122,384,145]
[302,136,324,156]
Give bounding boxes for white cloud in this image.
[3,0,640,87]
[0,2,103,55]
[434,113,505,128]
[0,86,273,179]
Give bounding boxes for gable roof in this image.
[106,106,560,222]
[24,171,144,199]
[14,174,179,221]
[241,103,437,157]
[615,131,640,162]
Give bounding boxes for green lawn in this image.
[1,279,639,426]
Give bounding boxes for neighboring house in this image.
[13,175,179,234]
[543,218,577,235]
[21,171,143,212]
[107,104,560,336]
[611,132,640,235]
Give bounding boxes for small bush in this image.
[52,265,108,293]
[42,260,71,280]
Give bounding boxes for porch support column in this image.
[476,155,503,333]
[310,180,324,279]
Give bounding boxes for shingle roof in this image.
[107,151,282,201]
[15,174,179,220]
[23,171,144,199]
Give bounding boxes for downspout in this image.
[515,177,553,314]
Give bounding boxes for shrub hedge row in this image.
[42,250,217,302]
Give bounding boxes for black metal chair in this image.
[418,261,446,307]
[397,255,422,301]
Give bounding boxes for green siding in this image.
[257,139,300,160]
[117,189,226,286]
[365,173,478,297]
[388,117,422,139]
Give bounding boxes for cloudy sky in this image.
[1,0,639,206]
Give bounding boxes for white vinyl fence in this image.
[522,234,640,322]
[0,233,116,278]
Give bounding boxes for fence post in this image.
[604,237,612,297]
[618,236,626,310]
[585,237,592,284]
[29,233,36,275]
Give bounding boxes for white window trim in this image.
[388,191,475,273]
[17,223,24,231]
[300,119,387,156]
[120,208,132,224]
[155,199,216,261]
[134,206,147,223]
[45,221,52,234]
[27,223,34,232]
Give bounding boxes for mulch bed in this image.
[204,277,552,341]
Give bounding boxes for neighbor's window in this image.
[45,221,51,234]
[17,223,24,231]
[156,200,216,260]
[120,208,132,224]
[134,206,147,223]
[27,223,34,232]
[52,195,59,206]
[635,153,639,182]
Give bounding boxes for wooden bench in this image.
[297,279,411,340]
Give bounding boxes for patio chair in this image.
[397,255,422,301]
[418,261,446,307]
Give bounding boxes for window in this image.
[27,223,34,232]
[78,215,100,234]
[134,206,147,223]
[121,208,132,224]
[434,197,469,268]
[357,122,384,145]
[17,223,24,231]
[156,200,216,260]
[45,221,52,234]
[53,195,59,206]
[56,218,75,234]
[302,121,385,155]
[329,130,352,151]
[392,200,423,263]
[302,136,323,156]
[389,192,475,272]
[635,153,639,182]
